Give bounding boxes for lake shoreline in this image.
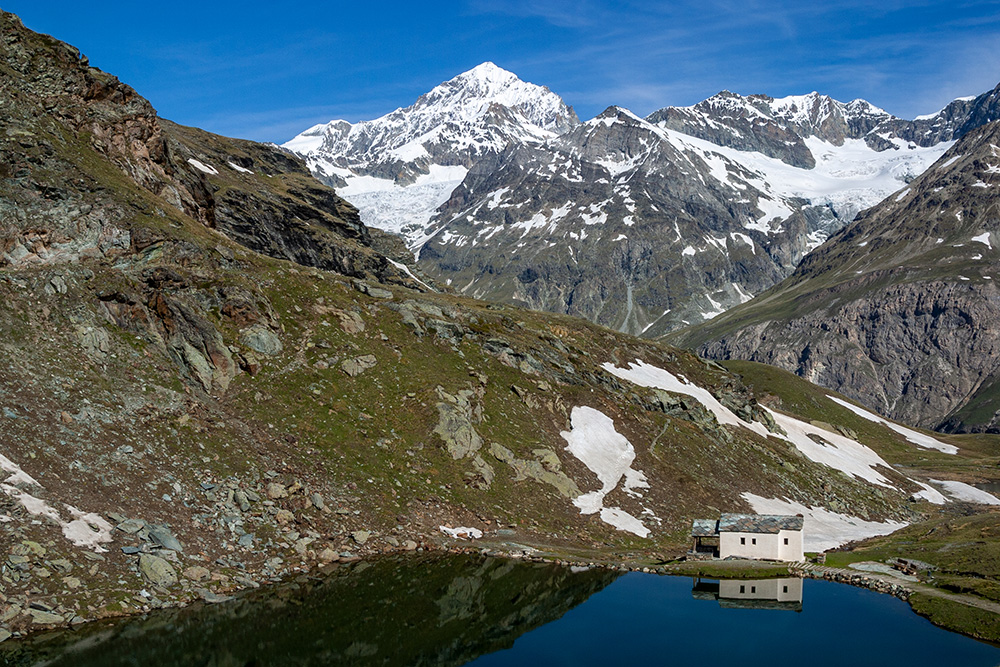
[4,533,999,650]
[4,551,999,666]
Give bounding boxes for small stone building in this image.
[691,513,804,561]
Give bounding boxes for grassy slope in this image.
[722,360,1000,469]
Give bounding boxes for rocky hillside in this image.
[671,121,1000,433]
[0,9,997,645]
[0,12,424,289]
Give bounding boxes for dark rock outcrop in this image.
[0,11,425,290]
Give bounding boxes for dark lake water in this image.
[2,554,998,666]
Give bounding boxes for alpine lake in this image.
[1,554,998,666]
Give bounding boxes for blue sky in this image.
[5,1,999,142]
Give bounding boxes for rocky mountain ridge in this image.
[671,120,1000,433]
[415,106,796,334]
[647,86,1000,168]
[287,64,999,335]
[648,91,891,169]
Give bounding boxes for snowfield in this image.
[601,360,901,487]
[560,406,650,537]
[1,452,40,486]
[930,480,1000,505]
[662,130,951,231]
[742,493,907,552]
[330,165,469,245]
[827,395,958,454]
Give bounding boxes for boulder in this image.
[240,325,283,356]
[341,355,377,377]
[138,554,177,588]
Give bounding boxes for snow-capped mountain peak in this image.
[844,98,889,117]
[459,60,515,82]
[400,61,578,134]
[590,105,646,124]
[437,61,521,98]
[282,63,580,242]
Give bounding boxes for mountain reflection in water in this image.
[0,554,619,667]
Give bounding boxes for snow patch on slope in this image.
[1,484,113,551]
[387,258,435,291]
[741,493,906,552]
[912,482,949,505]
[972,232,992,249]
[1,452,40,487]
[560,406,650,537]
[2,452,114,551]
[227,161,254,175]
[930,480,1000,505]
[601,360,898,487]
[187,158,219,175]
[827,396,958,454]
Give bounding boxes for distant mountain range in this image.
[285,65,1000,336]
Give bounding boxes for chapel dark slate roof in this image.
[691,514,803,536]
[718,513,803,534]
[691,519,718,537]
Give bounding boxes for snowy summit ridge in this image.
[284,66,1000,337]
[282,63,579,241]
[420,62,576,132]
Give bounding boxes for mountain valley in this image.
[672,116,1000,434]
[1,9,1000,652]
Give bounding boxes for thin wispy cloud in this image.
[466,0,609,27]
[6,0,999,140]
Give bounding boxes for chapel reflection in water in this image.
[691,577,803,612]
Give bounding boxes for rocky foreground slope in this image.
[0,11,997,644]
[671,121,1000,433]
